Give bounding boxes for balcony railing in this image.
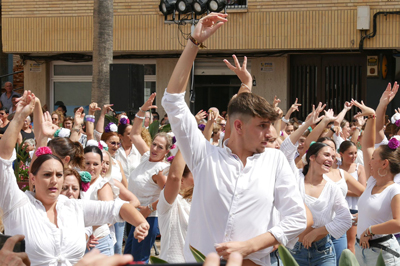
[226,0,247,9]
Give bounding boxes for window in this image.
[226,0,247,9]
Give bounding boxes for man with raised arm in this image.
[161,13,307,266]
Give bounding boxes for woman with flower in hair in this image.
[61,168,91,199]
[352,89,400,265]
[124,93,171,262]
[0,91,149,265]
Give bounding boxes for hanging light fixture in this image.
[208,0,226,12]
[176,0,194,14]
[192,0,209,15]
[159,0,177,15]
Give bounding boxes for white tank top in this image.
[345,164,359,210]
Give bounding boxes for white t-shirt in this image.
[357,176,400,239]
[158,189,191,263]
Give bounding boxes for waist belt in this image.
[357,234,400,258]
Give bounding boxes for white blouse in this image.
[128,151,169,217]
[0,151,126,266]
[111,158,123,183]
[297,172,352,239]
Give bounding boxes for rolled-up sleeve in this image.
[325,188,352,239]
[268,152,307,247]
[82,198,127,227]
[161,89,212,171]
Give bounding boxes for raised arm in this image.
[223,55,252,94]
[166,13,228,94]
[164,150,186,204]
[86,103,101,140]
[304,108,334,149]
[96,104,114,135]
[375,82,398,144]
[70,107,85,142]
[203,111,217,141]
[282,98,301,130]
[130,93,156,156]
[0,91,35,160]
[290,103,324,146]
[352,99,377,178]
[334,101,352,126]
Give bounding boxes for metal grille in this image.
[290,55,366,121]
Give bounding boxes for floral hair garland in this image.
[105,122,118,133]
[198,124,206,131]
[54,128,71,138]
[167,156,175,162]
[79,171,92,192]
[388,138,400,150]
[35,146,52,157]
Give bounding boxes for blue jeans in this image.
[270,250,282,266]
[355,236,400,266]
[289,235,336,266]
[124,217,159,262]
[331,233,347,266]
[86,234,114,256]
[114,222,125,254]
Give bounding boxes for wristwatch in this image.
[330,125,335,133]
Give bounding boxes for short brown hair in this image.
[227,93,278,122]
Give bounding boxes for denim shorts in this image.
[355,236,400,266]
[289,235,336,266]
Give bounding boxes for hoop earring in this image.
[378,168,387,177]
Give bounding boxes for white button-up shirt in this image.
[0,151,126,266]
[115,144,141,178]
[162,90,307,266]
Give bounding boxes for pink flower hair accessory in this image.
[167,156,175,162]
[388,137,400,150]
[35,147,53,157]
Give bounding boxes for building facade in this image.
[2,0,400,118]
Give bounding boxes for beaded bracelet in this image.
[189,35,206,49]
[135,113,145,120]
[281,117,289,124]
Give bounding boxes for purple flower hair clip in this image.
[396,120,400,127]
[198,124,206,131]
[120,117,129,125]
[172,136,176,144]
[105,122,118,133]
[388,138,400,150]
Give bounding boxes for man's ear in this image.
[233,119,244,135]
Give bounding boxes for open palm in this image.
[192,13,228,43]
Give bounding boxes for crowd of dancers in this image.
[1,13,400,266]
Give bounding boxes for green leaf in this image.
[159,123,171,133]
[278,245,299,266]
[189,245,206,263]
[148,120,160,139]
[339,249,359,266]
[149,256,169,264]
[105,114,118,124]
[375,250,386,266]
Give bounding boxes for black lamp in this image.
[159,0,177,15]
[176,0,194,14]
[192,0,209,15]
[208,0,226,12]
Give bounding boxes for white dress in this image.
[158,189,191,263]
[0,151,127,266]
